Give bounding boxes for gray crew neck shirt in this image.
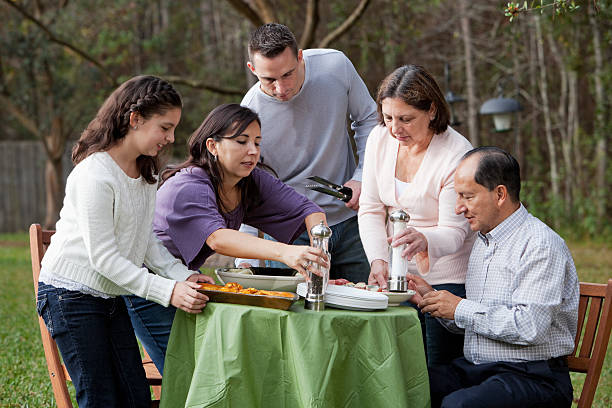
[241,49,377,226]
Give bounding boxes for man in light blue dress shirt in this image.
[408,146,578,408]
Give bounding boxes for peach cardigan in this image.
[358,125,475,285]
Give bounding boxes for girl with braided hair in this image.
[36,75,213,407]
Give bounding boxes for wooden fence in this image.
[0,141,73,233]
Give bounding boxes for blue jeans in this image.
[405,283,466,367]
[429,356,573,408]
[123,295,176,374]
[267,216,370,283]
[37,283,150,408]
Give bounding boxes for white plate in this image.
[383,290,416,306]
[296,283,388,311]
[216,269,305,292]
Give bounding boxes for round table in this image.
[160,300,430,408]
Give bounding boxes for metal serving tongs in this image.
[306,176,353,203]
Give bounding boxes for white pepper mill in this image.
[305,221,331,311]
[388,209,410,292]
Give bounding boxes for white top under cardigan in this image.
[358,125,475,285]
[40,152,193,307]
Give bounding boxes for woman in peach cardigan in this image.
[358,65,475,366]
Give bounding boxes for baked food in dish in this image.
[199,282,295,298]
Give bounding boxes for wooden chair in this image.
[29,224,162,407]
[568,279,612,408]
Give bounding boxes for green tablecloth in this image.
[160,301,430,408]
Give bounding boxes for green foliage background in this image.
[2,0,611,238]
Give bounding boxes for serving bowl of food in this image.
[215,267,305,292]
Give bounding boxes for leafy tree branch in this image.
[2,0,246,96]
[163,76,244,96]
[318,0,370,48]
[1,0,115,85]
[504,0,592,22]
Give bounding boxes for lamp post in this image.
[444,63,465,127]
[479,76,522,154]
[479,77,521,132]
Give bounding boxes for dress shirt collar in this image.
[477,204,527,246]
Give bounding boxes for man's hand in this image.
[344,180,361,211]
[405,273,434,304]
[418,290,461,320]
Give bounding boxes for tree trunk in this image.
[157,0,169,71]
[547,31,573,213]
[589,3,607,218]
[511,22,522,173]
[42,112,67,228]
[534,16,560,227]
[43,156,63,229]
[459,0,478,146]
[570,68,582,194]
[244,20,256,88]
[300,0,319,49]
[566,70,578,210]
[253,0,276,23]
[527,15,538,182]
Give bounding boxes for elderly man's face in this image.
[454,155,501,234]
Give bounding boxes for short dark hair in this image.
[376,65,450,134]
[462,146,521,202]
[248,23,298,63]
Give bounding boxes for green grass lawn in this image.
[0,232,610,407]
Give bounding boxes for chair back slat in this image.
[579,297,602,358]
[567,279,612,408]
[573,296,588,354]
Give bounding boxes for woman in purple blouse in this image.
[124,104,328,373]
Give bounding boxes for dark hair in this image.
[248,23,298,63]
[462,146,521,202]
[376,65,450,134]
[72,75,182,184]
[161,104,267,217]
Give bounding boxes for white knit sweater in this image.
[40,152,193,306]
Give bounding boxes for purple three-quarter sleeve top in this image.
[153,166,323,271]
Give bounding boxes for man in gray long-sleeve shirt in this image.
[236,23,377,282]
